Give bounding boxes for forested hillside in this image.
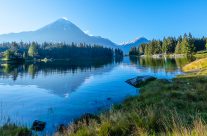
[129,33,207,56]
[0,42,123,61]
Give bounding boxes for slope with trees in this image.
[129,33,207,57]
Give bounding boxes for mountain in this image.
[0,18,117,48]
[0,18,148,53]
[119,37,149,54]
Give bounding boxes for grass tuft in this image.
[0,124,31,136]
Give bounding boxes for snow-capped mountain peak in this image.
[0,18,148,54]
[0,18,118,48]
[119,37,149,54]
[120,37,148,46]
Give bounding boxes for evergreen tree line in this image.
[0,42,123,60]
[129,33,207,56]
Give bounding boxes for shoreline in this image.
[58,57,207,135]
[59,73,207,136]
[140,54,186,59]
[1,57,207,135]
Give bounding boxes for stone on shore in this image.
[31,120,46,131]
[126,76,156,88]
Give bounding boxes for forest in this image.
[129,33,207,56]
[0,42,123,61]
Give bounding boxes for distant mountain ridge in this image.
[119,37,149,53]
[0,18,148,53]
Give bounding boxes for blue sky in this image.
[0,0,207,43]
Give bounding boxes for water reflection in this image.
[0,57,188,133]
[0,59,115,97]
[129,56,190,72]
[0,58,114,80]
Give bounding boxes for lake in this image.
[0,57,188,134]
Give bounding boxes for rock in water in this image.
[126,76,156,88]
[31,120,46,131]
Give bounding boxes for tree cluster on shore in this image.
[0,42,123,61]
[129,33,207,56]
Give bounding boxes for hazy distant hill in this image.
[119,37,149,53]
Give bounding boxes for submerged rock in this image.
[126,76,156,88]
[107,97,112,101]
[31,120,46,131]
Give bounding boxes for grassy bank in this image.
[182,57,207,72]
[57,74,207,136]
[0,124,31,136]
[194,51,207,59]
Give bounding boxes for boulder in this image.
[126,76,156,88]
[31,120,46,131]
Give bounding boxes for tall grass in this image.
[0,124,31,136]
[0,102,31,136]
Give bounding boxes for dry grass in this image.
[182,58,207,72]
[168,119,207,136]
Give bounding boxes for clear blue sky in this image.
[0,0,207,43]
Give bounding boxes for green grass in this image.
[194,51,207,59]
[0,124,31,136]
[57,74,207,136]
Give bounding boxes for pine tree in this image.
[28,42,38,58]
[162,37,168,54]
[138,43,146,55]
[186,33,195,56]
[180,34,188,54]
[175,41,181,54]
[205,39,207,50]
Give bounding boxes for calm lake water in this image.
[0,57,188,134]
